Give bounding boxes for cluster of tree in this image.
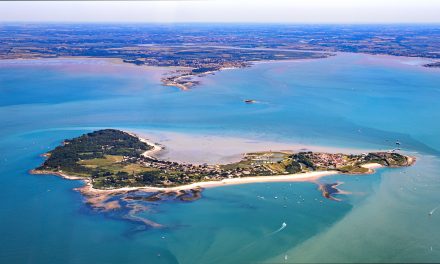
[37,129,151,173]
[291,152,317,170]
[284,161,302,173]
[92,171,192,189]
[191,67,219,74]
[363,152,408,167]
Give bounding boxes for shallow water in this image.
[0,54,439,263]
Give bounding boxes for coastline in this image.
[160,64,245,91]
[29,130,416,195]
[2,52,437,92]
[27,129,417,223]
[30,163,387,195]
[124,131,164,159]
[29,169,87,181]
[360,162,383,174]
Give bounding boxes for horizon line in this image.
[2,21,440,25]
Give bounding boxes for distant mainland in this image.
[5,24,439,91]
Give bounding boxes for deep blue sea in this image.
[0,54,439,263]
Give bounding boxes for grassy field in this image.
[79,155,124,167]
[79,155,157,174]
[220,151,296,174]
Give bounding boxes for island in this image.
[31,129,414,199]
[424,61,440,68]
[244,99,257,104]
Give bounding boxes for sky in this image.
[0,0,439,24]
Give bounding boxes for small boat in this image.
[244,99,256,104]
[269,222,287,235]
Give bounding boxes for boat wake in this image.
[429,206,438,216]
[238,222,288,253]
[267,222,287,236]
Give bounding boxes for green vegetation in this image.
[219,150,411,176]
[36,129,155,188]
[219,152,295,175]
[39,129,150,170]
[291,152,316,170]
[289,151,411,174]
[364,152,410,167]
[35,129,217,188]
[337,165,369,174]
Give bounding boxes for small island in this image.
[29,129,415,225]
[31,128,414,192]
[423,61,440,68]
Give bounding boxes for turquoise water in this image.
[0,54,439,263]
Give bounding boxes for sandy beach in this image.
[125,131,164,158]
[133,170,341,191]
[76,163,388,196]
